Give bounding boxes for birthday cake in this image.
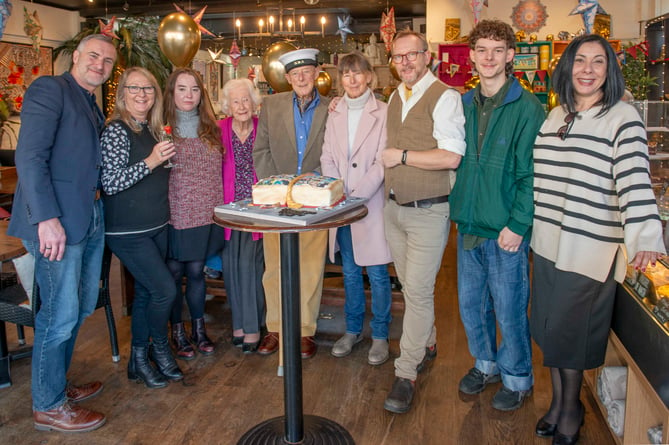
[252,174,344,207]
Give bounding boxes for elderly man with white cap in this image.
[253,48,330,359]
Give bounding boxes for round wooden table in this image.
[214,205,367,445]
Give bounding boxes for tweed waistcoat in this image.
[384,81,452,203]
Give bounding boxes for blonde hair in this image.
[108,67,163,139]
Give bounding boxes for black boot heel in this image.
[128,346,168,389]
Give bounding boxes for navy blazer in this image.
[8,72,104,244]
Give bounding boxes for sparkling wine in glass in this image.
[161,125,175,168]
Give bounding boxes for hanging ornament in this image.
[173,3,215,37]
[98,16,120,40]
[229,40,242,72]
[23,7,42,52]
[0,1,12,40]
[511,0,548,34]
[336,15,353,44]
[471,0,489,25]
[158,12,201,67]
[247,66,256,81]
[380,7,396,54]
[449,63,460,77]
[569,0,598,35]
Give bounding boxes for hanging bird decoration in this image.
[471,0,489,25]
[98,16,120,40]
[336,15,353,44]
[23,7,42,52]
[229,40,242,72]
[173,4,215,37]
[569,0,598,35]
[0,0,12,40]
[380,7,396,54]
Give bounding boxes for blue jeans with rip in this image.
[336,225,392,340]
[456,232,533,392]
[26,199,105,412]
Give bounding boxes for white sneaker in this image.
[331,333,363,358]
[368,339,389,365]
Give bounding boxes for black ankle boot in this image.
[149,339,184,381]
[191,318,215,355]
[128,345,168,389]
[171,322,195,360]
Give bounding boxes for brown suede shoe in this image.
[257,332,279,356]
[34,402,106,433]
[66,381,103,403]
[300,336,316,359]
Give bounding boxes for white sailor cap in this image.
[278,48,319,72]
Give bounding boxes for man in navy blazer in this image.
[8,34,116,433]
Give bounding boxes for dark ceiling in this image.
[31,0,425,35]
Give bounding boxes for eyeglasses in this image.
[557,112,578,140]
[391,51,424,64]
[125,85,156,95]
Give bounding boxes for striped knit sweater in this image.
[531,101,665,283]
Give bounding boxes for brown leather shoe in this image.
[257,332,279,355]
[66,381,103,403]
[34,402,106,433]
[301,336,317,359]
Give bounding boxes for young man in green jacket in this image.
[449,19,544,411]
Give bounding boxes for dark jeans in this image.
[106,226,177,347]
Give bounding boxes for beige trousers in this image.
[384,200,450,381]
[262,230,328,337]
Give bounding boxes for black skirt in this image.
[167,224,225,262]
[530,253,617,370]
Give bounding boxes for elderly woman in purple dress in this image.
[219,78,266,353]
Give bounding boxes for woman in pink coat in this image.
[321,51,393,366]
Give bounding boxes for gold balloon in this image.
[388,58,400,81]
[316,71,332,96]
[157,12,201,68]
[464,76,480,91]
[261,41,298,93]
[547,89,560,111]
[519,78,533,93]
[547,55,561,77]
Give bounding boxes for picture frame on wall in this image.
[0,42,53,115]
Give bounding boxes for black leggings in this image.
[167,258,206,322]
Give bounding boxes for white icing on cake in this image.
[252,174,344,207]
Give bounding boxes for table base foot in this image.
[237,414,355,445]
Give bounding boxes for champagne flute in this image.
[161,125,176,168]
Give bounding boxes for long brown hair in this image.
[163,68,222,153]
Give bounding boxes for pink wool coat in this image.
[320,92,392,266]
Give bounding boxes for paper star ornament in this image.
[336,15,353,44]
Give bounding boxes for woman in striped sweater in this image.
[530,35,665,445]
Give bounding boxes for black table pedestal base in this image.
[237,415,355,445]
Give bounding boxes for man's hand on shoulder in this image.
[38,217,66,261]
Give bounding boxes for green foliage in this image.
[54,16,172,87]
[621,41,657,100]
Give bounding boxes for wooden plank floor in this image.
[0,228,616,444]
